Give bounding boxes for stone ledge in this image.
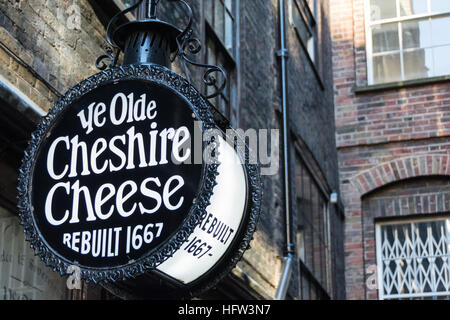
[353,75,450,94]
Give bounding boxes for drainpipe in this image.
[275,0,296,300]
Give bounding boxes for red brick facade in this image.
[330,0,450,299]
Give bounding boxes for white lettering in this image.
[94,183,115,220]
[45,181,71,226]
[91,138,108,174]
[116,180,138,217]
[163,175,185,211]
[47,136,70,180]
[139,177,162,214]
[172,126,191,164]
[110,93,128,125]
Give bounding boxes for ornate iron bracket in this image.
[95,0,144,71]
[95,44,120,71]
[95,0,227,100]
[168,0,227,100]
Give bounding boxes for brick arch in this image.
[350,154,450,197]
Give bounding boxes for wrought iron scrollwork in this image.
[169,0,227,100]
[95,0,227,100]
[95,0,145,70]
[95,45,119,71]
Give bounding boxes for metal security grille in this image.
[376,217,450,300]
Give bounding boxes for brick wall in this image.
[236,0,285,298]
[284,0,344,299]
[0,0,107,111]
[331,0,450,299]
[0,0,118,300]
[0,0,343,300]
[237,0,344,299]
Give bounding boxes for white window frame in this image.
[375,216,450,300]
[364,0,450,85]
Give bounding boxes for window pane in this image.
[224,0,233,12]
[206,39,216,99]
[370,0,397,21]
[229,77,236,110]
[301,272,310,299]
[317,201,325,287]
[293,1,313,45]
[321,202,329,289]
[303,175,314,271]
[205,35,233,119]
[295,153,331,298]
[304,219,314,270]
[430,16,450,47]
[291,0,317,63]
[209,0,235,56]
[306,0,317,17]
[217,51,228,98]
[220,96,227,118]
[399,0,428,16]
[205,0,213,24]
[373,53,402,83]
[307,37,315,62]
[378,218,450,299]
[207,39,216,67]
[225,13,233,53]
[402,19,432,49]
[297,229,305,261]
[296,163,306,261]
[302,169,311,223]
[310,283,317,299]
[372,23,400,53]
[217,50,226,72]
[320,240,326,288]
[214,0,225,43]
[403,48,432,80]
[299,0,315,26]
[430,0,450,13]
[312,185,321,282]
[433,45,450,76]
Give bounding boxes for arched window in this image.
[363,176,450,299]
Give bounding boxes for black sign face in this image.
[31,80,202,268]
[16,62,229,284]
[19,65,261,294]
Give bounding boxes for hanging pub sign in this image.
[17,0,261,299]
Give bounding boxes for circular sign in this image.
[18,65,219,282]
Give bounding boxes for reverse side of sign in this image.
[156,135,247,283]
